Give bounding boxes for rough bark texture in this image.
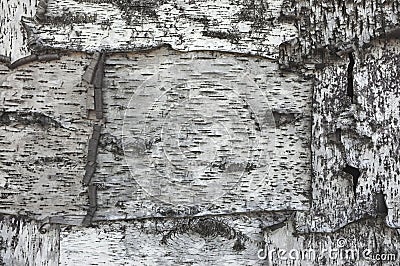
[1,0,400,265]
[0,215,59,266]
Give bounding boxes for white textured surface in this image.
[1,0,400,264]
[296,39,400,232]
[27,0,296,58]
[0,0,37,61]
[0,216,59,266]
[0,54,91,219]
[93,48,311,220]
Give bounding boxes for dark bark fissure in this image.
[343,164,360,197]
[376,191,388,217]
[347,52,355,102]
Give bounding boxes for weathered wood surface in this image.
[1,0,400,265]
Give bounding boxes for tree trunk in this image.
[0,0,399,265]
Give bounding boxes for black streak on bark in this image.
[347,52,355,103]
[376,191,388,217]
[343,165,360,197]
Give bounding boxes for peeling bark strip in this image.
[82,184,97,226]
[8,54,38,69]
[92,52,105,89]
[82,123,101,226]
[81,52,105,233]
[94,91,103,117]
[84,124,101,185]
[37,53,61,62]
[7,53,60,69]
[94,53,105,119]
[83,51,105,119]
[80,49,104,229]
[82,52,101,84]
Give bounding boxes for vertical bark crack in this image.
[343,164,360,197]
[347,52,355,103]
[376,191,388,217]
